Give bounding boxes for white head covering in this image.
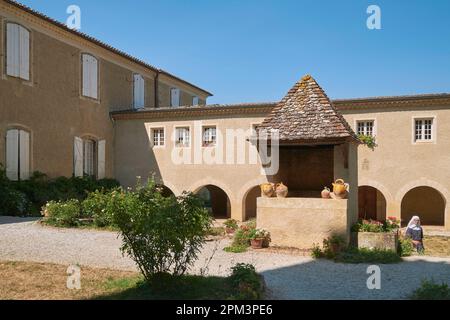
[407,216,421,230]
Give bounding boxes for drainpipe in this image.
[154,71,160,109]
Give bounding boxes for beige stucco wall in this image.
[114,113,273,221]
[0,2,209,179]
[257,197,348,248]
[341,105,450,230]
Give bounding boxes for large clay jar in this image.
[260,183,275,198]
[332,179,349,196]
[275,183,288,198]
[321,187,331,199]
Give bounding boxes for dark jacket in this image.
[406,227,423,241]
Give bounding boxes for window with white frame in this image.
[133,74,145,109]
[202,126,217,147]
[170,88,180,107]
[175,127,190,147]
[5,129,30,181]
[192,96,199,106]
[152,128,165,147]
[74,137,105,179]
[6,23,30,80]
[82,54,98,99]
[414,118,434,142]
[357,120,375,136]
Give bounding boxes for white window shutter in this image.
[133,74,145,109]
[73,137,83,177]
[171,88,180,107]
[97,140,106,179]
[82,54,90,97]
[90,56,98,99]
[193,96,199,106]
[19,26,30,81]
[6,23,20,77]
[6,129,19,181]
[19,130,30,180]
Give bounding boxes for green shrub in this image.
[82,190,116,227]
[311,243,323,259]
[207,226,225,237]
[111,179,212,281]
[223,219,238,230]
[410,280,450,300]
[229,263,263,300]
[398,237,414,257]
[43,199,81,227]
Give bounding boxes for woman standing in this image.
[405,216,425,254]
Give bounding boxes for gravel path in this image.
[1,217,449,300]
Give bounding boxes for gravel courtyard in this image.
[1,217,449,300]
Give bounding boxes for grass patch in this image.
[410,280,450,300]
[335,248,402,264]
[0,260,263,300]
[207,226,225,237]
[423,236,450,257]
[224,245,248,253]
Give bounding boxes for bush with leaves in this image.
[229,263,263,300]
[111,179,212,281]
[43,199,81,227]
[81,190,117,227]
[410,280,450,300]
[398,237,414,257]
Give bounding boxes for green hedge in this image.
[0,167,120,217]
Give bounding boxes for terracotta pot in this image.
[260,183,275,198]
[250,238,264,249]
[332,179,349,196]
[225,227,235,234]
[275,182,288,198]
[321,187,331,199]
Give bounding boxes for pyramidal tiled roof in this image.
[259,75,358,142]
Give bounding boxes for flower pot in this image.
[251,238,264,249]
[321,187,331,199]
[275,183,288,198]
[225,227,235,235]
[332,179,349,196]
[260,183,275,198]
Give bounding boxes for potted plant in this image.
[223,219,239,234]
[249,228,271,249]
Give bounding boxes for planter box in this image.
[352,232,398,251]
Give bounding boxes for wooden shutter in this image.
[73,137,83,177]
[90,56,98,99]
[193,96,199,106]
[6,23,19,77]
[133,74,145,109]
[6,129,19,181]
[97,140,106,179]
[82,54,90,97]
[19,26,30,80]
[19,130,30,180]
[171,88,180,107]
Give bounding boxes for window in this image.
[414,118,434,142]
[170,88,180,107]
[83,139,96,176]
[82,54,98,99]
[357,120,374,136]
[175,127,190,147]
[152,128,165,147]
[6,23,30,80]
[73,137,106,178]
[202,126,217,147]
[6,129,30,181]
[133,74,145,109]
[192,96,199,106]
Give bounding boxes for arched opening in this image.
[401,186,445,226]
[195,185,231,219]
[358,186,387,221]
[243,186,261,221]
[156,185,175,198]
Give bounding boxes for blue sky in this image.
[20,0,450,104]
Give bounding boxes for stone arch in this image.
[194,184,232,219]
[239,177,269,221]
[359,179,394,203]
[397,179,449,227]
[358,185,387,221]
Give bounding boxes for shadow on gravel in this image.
[260,258,450,300]
[0,216,40,225]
